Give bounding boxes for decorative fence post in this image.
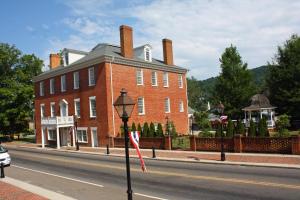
[291,135,300,155]
[234,134,243,153]
[190,135,197,151]
[164,136,172,150]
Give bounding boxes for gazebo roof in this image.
[242,94,276,111]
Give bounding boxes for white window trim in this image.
[47,128,57,141]
[144,47,152,62]
[50,79,55,94]
[179,75,183,88]
[74,98,80,118]
[39,81,44,96]
[151,71,158,86]
[61,75,66,92]
[40,104,45,118]
[163,72,169,87]
[137,97,145,115]
[88,67,95,86]
[77,127,88,143]
[91,127,97,148]
[165,98,171,113]
[179,101,184,112]
[50,102,55,117]
[136,69,144,86]
[73,71,79,90]
[89,96,96,118]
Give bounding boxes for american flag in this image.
[129,131,146,172]
[220,115,228,122]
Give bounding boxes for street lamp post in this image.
[217,102,226,161]
[74,115,79,151]
[113,88,135,200]
[190,115,194,135]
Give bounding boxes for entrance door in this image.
[92,128,98,147]
[60,128,68,146]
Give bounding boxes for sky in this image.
[1,0,300,80]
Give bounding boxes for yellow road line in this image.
[10,151,300,190]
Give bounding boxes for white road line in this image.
[134,192,168,200]
[11,164,104,188]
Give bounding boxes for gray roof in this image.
[242,94,276,111]
[34,43,187,82]
[62,48,88,55]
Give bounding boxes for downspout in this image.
[110,56,116,137]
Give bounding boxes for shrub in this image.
[170,122,178,138]
[149,122,155,137]
[276,114,291,137]
[156,123,164,137]
[131,122,136,132]
[137,123,142,134]
[143,122,149,137]
[226,119,234,138]
[198,129,213,137]
[236,120,245,135]
[258,117,269,137]
[248,120,256,137]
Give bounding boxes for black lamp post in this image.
[113,88,135,200]
[217,102,225,161]
[190,115,194,135]
[74,115,79,151]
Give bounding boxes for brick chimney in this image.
[162,38,174,65]
[49,53,61,69]
[120,25,133,59]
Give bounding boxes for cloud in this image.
[46,0,300,79]
[26,25,35,32]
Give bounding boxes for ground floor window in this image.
[48,129,57,140]
[77,129,88,143]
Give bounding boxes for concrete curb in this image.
[5,144,300,170]
[1,177,76,200]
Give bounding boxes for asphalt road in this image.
[4,146,300,200]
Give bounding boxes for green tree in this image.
[149,122,155,137]
[187,77,207,111]
[0,43,43,136]
[194,111,211,130]
[258,118,269,137]
[131,122,136,132]
[267,35,300,120]
[226,119,234,138]
[143,122,149,137]
[170,122,177,137]
[137,123,142,136]
[248,120,256,137]
[157,123,164,137]
[214,45,256,118]
[236,120,245,135]
[276,114,291,137]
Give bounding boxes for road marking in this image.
[10,151,300,190]
[12,165,104,188]
[134,193,168,200]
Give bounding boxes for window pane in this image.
[74,72,79,89]
[50,79,55,94]
[136,69,143,85]
[138,97,144,114]
[61,75,66,92]
[90,98,96,117]
[163,72,169,87]
[178,75,183,88]
[89,67,95,86]
[40,82,44,96]
[164,98,170,113]
[151,71,157,86]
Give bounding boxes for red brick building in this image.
[33,25,188,148]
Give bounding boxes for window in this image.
[40,104,45,118]
[179,100,184,112]
[163,72,169,87]
[74,98,80,118]
[48,129,57,141]
[89,96,96,118]
[61,75,66,92]
[73,71,79,89]
[145,47,152,62]
[50,102,55,117]
[137,97,145,115]
[77,129,88,143]
[151,71,158,86]
[39,81,44,96]
[88,67,95,86]
[136,69,143,85]
[164,98,170,113]
[178,74,183,88]
[50,79,55,94]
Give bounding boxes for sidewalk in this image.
[4,142,300,169]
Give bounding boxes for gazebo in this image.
[242,94,276,129]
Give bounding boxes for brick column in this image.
[291,135,300,155]
[164,136,172,150]
[190,135,197,151]
[234,134,242,153]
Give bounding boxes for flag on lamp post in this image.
[129,131,146,172]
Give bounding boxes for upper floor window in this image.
[39,81,44,96]
[164,98,170,113]
[179,100,184,112]
[40,104,45,118]
[50,79,55,94]
[50,102,55,117]
[61,75,66,92]
[89,96,96,118]
[144,47,152,62]
[163,72,169,87]
[73,71,80,89]
[88,67,95,86]
[136,69,144,85]
[137,97,145,115]
[151,71,158,86]
[74,98,80,118]
[178,74,183,88]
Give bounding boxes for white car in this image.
[0,145,11,167]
